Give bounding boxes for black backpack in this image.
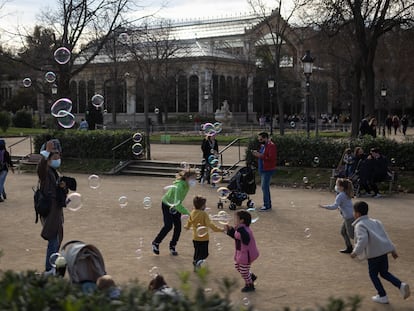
[33,186,50,223]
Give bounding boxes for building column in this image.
[247,74,254,118]
[125,76,136,114]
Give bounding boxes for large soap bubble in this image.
[132,132,143,143]
[88,174,101,189]
[91,94,104,108]
[54,47,71,65]
[44,71,56,83]
[163,185,180,208]
[51,98,72,117]
[23,78,32,88]
[132,143,143,156]
[217,187,230,200]
[56,110,76,129]
[66,192,82,211]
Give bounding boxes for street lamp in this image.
[51,83,58,96]
[301,50,314,139]
[267,78,275,136]
[380,85,387,136]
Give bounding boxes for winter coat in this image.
[227,224,259,265]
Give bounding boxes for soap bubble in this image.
[210,172,222,184]
[132,143,143,156]
[181,214,189,222]
[180,162,189,169]
[51,98,72,117]
[66,192,82,211]
[44,71,56,83]
[304,227,311,238]
[313,156,320,165]
[390,158,396,165]
[149,266,159,277]
[56,110,76,129]
[203,123,216,136]
[118,32,129,44]
[23,77,32,88]
[143,196,152,209]
[290,121,296,128]
[246,208,259,224]
[135,248,143,260]
[88,174,101,189]
[217,187,230,199]
[213,122,222,133]
[163,185,180,208]
[54,47,71,65]
[91,94,104,108]
[154,107,159,114]
[303,177,309,184]
[132,132,143,143]
[197,226,208,237]
[242,297,250,306]
[49,252,61,268]
[217,210,230,225]
[118,196,128,208]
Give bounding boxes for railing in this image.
[218,136,250,172]
[111,137,132,166]
[8,136,33,157]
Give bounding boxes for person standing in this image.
[152,169,196,256]
[199,134,218,184]
[37,139,68,275]
[184,195,224,271]
[401,115,408,136]
[0,139,14,202]
[351,201,410,304]
[78,118,89,130]
[252,132,277,212]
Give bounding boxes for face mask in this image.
[50,159,61,169]
[188,179,196,187]
[334,185,339,193]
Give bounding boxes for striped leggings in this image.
[235,263,252,284]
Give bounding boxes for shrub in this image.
[0,111,11,132]
[12,110,33,128]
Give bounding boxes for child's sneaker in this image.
[371,295,389,304]
[152,242,160,255]
[241,283,255,292]
[169,246,178,256]
[400,282,410,299]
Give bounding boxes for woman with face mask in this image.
[152,169,197,256]
[37,139,68,275]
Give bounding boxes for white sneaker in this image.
[43,268,56,277]
[400,282,411,299]
[371,295,389,304]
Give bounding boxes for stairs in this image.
[110,159,237,180]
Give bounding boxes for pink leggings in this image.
[235,263,252,284]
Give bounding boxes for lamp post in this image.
[301,50,314,139]
[380,86,387,137]
[267,78,275,136]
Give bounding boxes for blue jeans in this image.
[45,235,60,271]
[260,170,275,209]
[368,254,401,297]
[0,169,8,196]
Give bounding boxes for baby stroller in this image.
[60,240,106,291]
[218,166,256,210]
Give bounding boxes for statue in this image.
[214,100,233,124]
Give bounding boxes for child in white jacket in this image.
[351,201,410,304]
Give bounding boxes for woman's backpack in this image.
[33,186,50,223]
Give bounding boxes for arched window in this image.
[240,77,248,113]
[219,75,226,105]
[78,81,87,114]
[135,78,144,113]
[234,77,240,112]
[69,81,77,112]
[104,79,126,113]
[226,76,233,111]
[177,75,187,112]
[189,75,199,112]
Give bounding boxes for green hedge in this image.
[246,135,414,171]
[33,130,146,160]
[0,270,362,311]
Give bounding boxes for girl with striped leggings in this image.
[225,210,259,292]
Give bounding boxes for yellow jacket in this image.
[185,209,223,241]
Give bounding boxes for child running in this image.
[319,178,354,253]
[184,195,225,271]
[152,169,197,256]
[225,210,259,292]
[351,201,410,304]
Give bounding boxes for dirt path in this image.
[0,171,413,310]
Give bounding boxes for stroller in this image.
[60,240,106,291]
[218,166,256,210]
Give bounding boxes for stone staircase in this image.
[110,159,237,180]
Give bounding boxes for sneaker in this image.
[43,268,56,277]
[371,295,389,304]
[259,206,272,212]
[194,259,204,271]
[372,193,383,198]
[152,242,160,255]
[251,273,257,283]
[400,283,410,299]
[339,247,353,254]
[169,246,178,256]
[241,284,255,292]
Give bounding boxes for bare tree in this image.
[301,0,414,136]
[247,0,306,135]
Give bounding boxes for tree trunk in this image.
[351,65,362,138]
[144,87,151,160]
[364,63,376,118]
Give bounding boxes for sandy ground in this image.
[0,170,413,311]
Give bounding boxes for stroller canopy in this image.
[61,240,106,284]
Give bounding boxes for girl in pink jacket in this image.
[225,210,259,292]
